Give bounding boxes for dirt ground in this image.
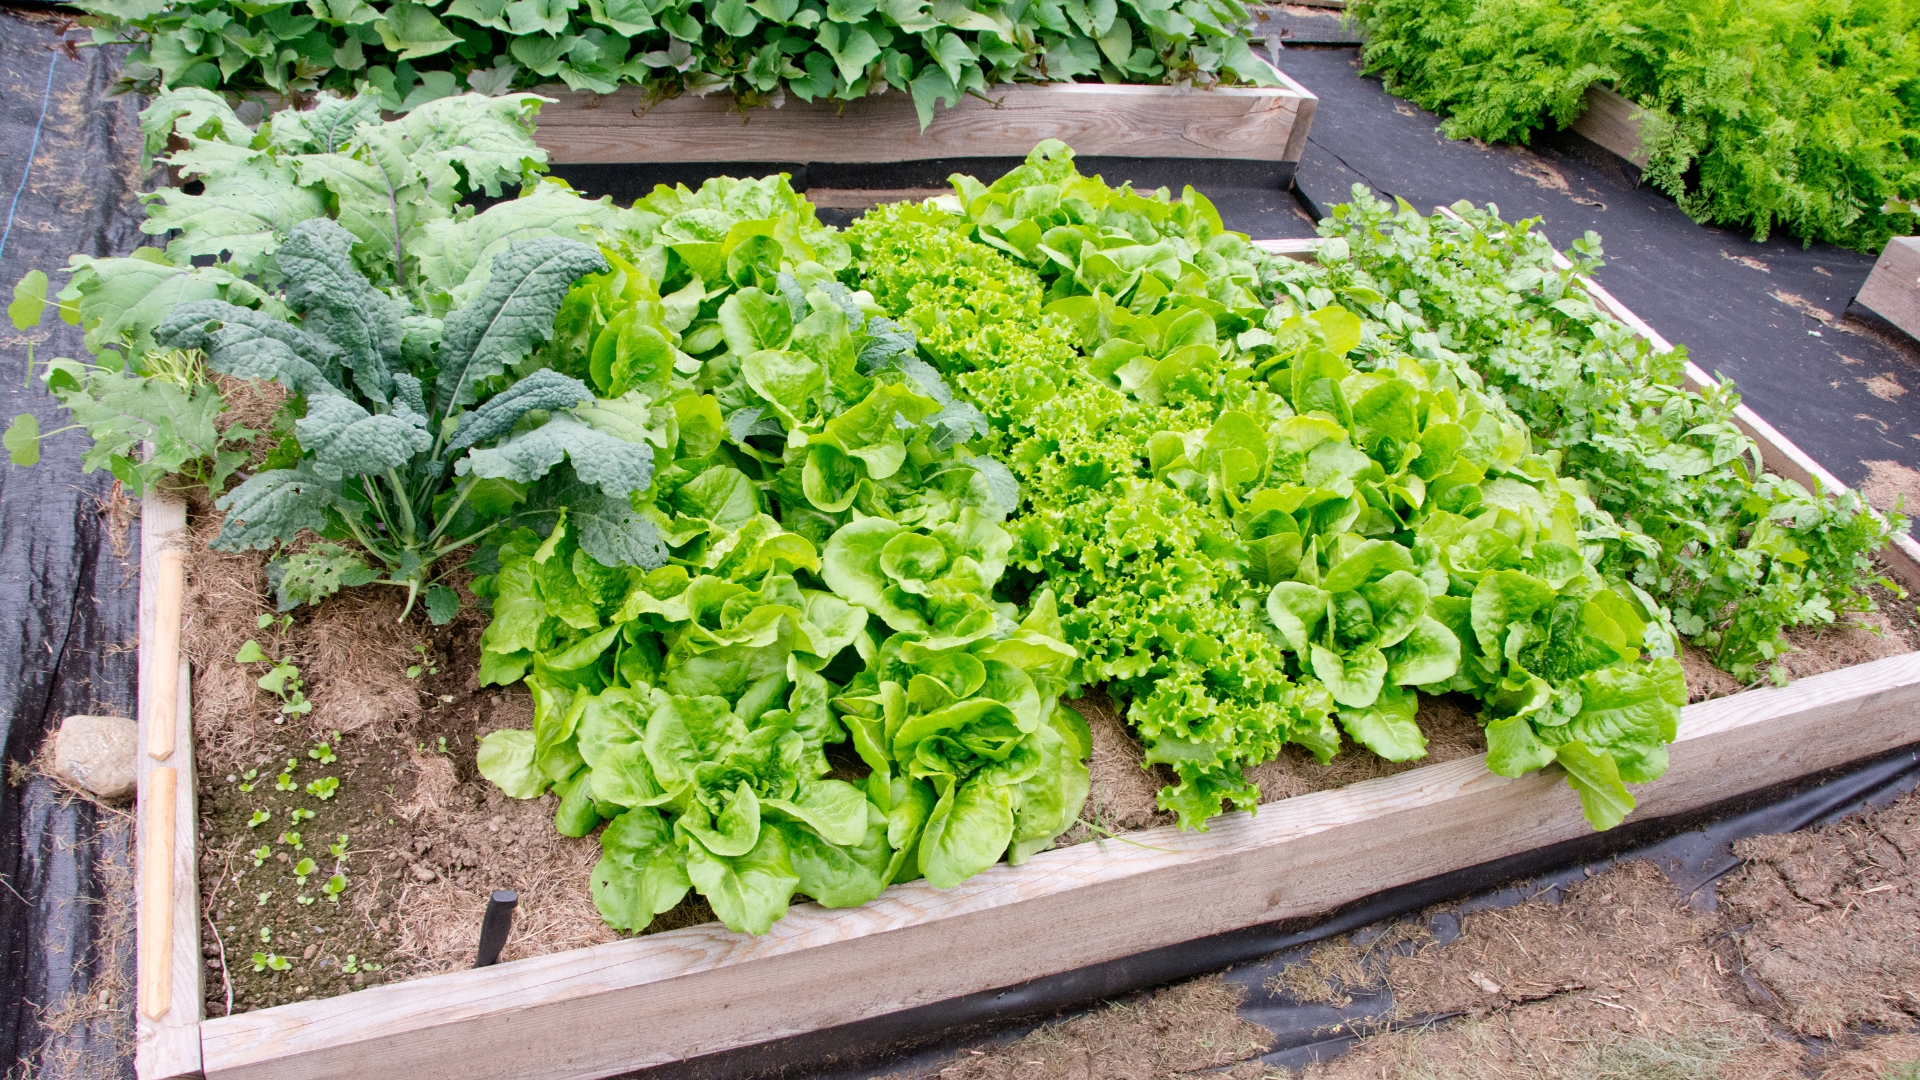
[869,789,1920,1080]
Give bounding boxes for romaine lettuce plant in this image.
[472,175,1087,934]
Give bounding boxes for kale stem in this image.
[362,476,400,540]
[431,519,502,558]
[386,468,418,544]
[395,575,421,623]
[423,476,478,547]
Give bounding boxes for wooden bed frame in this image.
[528,59,1316,166]
[133,230,1920,1080]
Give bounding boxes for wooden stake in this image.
[140,766,177,1021]
[147,548,185,760]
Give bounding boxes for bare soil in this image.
[871,790,1920,1080]
[183,499,707,1018]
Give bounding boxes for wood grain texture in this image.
[530,60,1315,164]
[147,548,185,760]
[1855,236,1920,341]
[196,649,1920,1080]
[1570,84,1648,168]
[140,767,177,1021]
[135,492,203,1080]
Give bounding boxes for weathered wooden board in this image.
[1855,236,1920,343]
[531,60,1317,165]
[194,653,1920,1080]
[135,492,203,1080]
[1569,84,1648,168]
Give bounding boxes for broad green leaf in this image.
[9,270,47,330]
[5,415,41,467]
[1554,739,1636,830]
[1484,713,1556,777]
[685,825,800,935]
[476,729,548,797]
[1337,684,1426,761]
[918,779,1013,889]
[375,1,461,59]
[1309,642,1388,708]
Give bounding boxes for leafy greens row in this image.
[75,0,1278,127]
[1348,0,1920,252]
[467,175,1090,934]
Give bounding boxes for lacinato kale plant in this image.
[7,87,673,620]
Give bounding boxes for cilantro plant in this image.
[1292,192,1900,681]
[75,0,1279,127]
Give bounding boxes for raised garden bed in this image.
[129,226,1920,1080]
[527,57,1316,169]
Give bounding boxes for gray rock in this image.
[51,715,138,800]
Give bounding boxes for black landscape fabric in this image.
[0,8,148,1080]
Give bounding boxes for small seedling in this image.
[237,768,258,792]
[405,643,440,680]
[250,844,271,867]
[306,777,339,800]
[235,640,312,715]
[341,954,362,974]
[280,830,304,851]
[255,892,271,906]
[255,612,292,632]
[275,771,296,792]
[308,741,336,765]
[293,857,316,886]
[259,927,272,943]
[247,810,271,828]
[295,894,315,906]
[251,952,290,973]
[327,834,349,858]
[322,874,346,902]
[290,807,315,823]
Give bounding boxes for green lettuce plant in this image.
[846,143,1740,830]
[1288,192,1900,682]
[472,175,1087,934]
